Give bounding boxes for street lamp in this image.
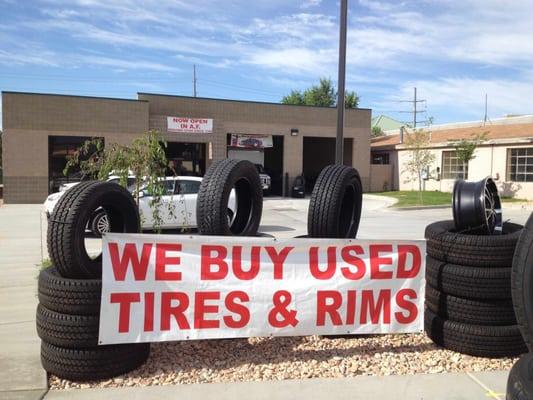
[335,0,348,165]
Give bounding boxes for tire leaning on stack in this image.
[506,352,533,400]
[424,220,526,358]
[39,181,150,381]
[507,213,533,398]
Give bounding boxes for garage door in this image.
[302,137,353,192]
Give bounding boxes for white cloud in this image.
[300,0,322,9]
[79,55,178,72]
[246,47,335,74]
[0,49,59,67]
[5,0,533,122]
[378,75,533,122]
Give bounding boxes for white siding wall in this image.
[397,144,533,199]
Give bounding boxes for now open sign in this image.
[98,234,425,344]
[167,116,213,134]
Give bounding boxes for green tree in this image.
[371,126,385,137]
[344,91,359,108]
[281,90,304,105]
[403,128,436,201]
[451,132,488,167]
[281,77,359,108]
[64,130,170,231]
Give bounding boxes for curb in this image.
[394,205,451,211]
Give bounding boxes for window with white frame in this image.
[441,151,468,179]
[507,148,533,182]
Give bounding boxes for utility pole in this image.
[335,0,348,165]
[193,64,197,97]
[394,87,426,127]
[483,93,488,125]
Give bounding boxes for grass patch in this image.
[501,196,528,203]
[40,258,52,270]
[373,191,528,208]
[372,191,451,207]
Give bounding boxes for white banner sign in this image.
[99,234,426,345]
[230,134,273,148]
[167,116,213,134]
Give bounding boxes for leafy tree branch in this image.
[281,77,359,108]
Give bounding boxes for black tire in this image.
[197,159,263,236]
[41,341,150,381]
[90,209,109,238]
[512,213,533,352]
[426,256,512,300]
[47,181,139,279]
[425,220,523,267]
[38,267,101,315]
[425,285,516,326]
[307,164,363,238]
[506,353,533,400]
[424,308,526,357]
[36,304,99,348]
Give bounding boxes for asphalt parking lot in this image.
[0,196,531,399]
[260,195,532,239]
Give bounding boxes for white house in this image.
[370,115,533,199]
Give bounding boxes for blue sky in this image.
[1,0,532,127]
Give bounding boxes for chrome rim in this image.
[453,177,502,234]
[96,213,110,235]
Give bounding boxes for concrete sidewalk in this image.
[44,371,510,400]
[0,205,48,400]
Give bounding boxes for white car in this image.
[138,176,202,230]
[44,175,137,237]
[44,176,235,235]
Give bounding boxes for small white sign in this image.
[167,116,213,134]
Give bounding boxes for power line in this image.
[199,78,281,96]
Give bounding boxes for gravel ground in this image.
[49,332,517,389]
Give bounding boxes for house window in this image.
[507,148,533,182]
[372,152,389,165]
[441,151,468,179]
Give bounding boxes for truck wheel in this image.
[425,220,522,267]
[47,181,139,279]
[41,341,150,381]
[426,256,512,300]
[36,304,99,348]
[425,285,516,326]
[307,165,363,238]
[38,267,101,315]
[425,308,526,357]
[197,159,263,236]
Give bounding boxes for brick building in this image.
[1,91,371,203]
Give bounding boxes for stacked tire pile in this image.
[424,220,526,357]
[424,178,527,358]
[38,181,150,381]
